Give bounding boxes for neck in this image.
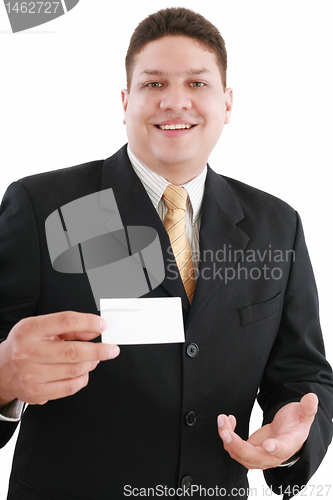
[158,168,202,186]
[129,149,206,185]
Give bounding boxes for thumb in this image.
[300,393,318,419]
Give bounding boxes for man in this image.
[0,7,332,500]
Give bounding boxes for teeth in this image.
[159,124,192,130]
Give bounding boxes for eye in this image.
[146,82,163,88]
[190,82,206,87]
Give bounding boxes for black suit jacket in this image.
[0,145,332,500]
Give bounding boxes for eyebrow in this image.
[139,68,211,78]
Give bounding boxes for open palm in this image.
[217,393,318,470]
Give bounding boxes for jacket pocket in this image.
[239,292,283,326]
[15,480,90,500]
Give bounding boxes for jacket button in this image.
[181,475,192,488]
[185,411,196,426]
[186,343,199,357]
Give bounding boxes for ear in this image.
[121,89,129,111]
[224,88,233,125]
[121,89,129,124]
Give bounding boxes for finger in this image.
[299,393,318,418]
[219,430,254,460]
[217,414,233,431]
[22,360,101,385]
[248,424,271,447]
[16,312,106,341]
[28,373,91,405]
[217,414,237,432]
[59,331,103,341]
[219,430,281,469]
[262,438,295,459]
[29,339,120,364]
[228,414,237,431]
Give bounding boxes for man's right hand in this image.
[0,311,119,408]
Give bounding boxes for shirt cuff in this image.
[0,399,26,422]
[277,455,301,467]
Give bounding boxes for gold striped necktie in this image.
[162,185,196,304]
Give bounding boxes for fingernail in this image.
[100,318,107,332]
[265,443,276,453]
[108,345,120,359]
[217,415,224,428]
[221,431,232,444]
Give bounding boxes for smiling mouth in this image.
[155,124,196,130]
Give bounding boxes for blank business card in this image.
[100,297,185,345]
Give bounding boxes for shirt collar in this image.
[127,146,207,224]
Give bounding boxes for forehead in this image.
[132,35,220,79]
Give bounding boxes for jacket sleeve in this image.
[0,182,41,448]
[257,212,333,499]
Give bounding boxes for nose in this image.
[159,85,192,112]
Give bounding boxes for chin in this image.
[158,157,192,170]
[153,149,194,167]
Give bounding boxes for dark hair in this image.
[125,7,227,91]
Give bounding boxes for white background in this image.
[0,1,332,498]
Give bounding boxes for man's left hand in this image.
[217,393,318,470]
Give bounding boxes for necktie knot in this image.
[162,185,188,212]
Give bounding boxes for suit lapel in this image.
[100,145,189,312]
[187,167,250,327]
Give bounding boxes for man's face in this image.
[122,35,233,183]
